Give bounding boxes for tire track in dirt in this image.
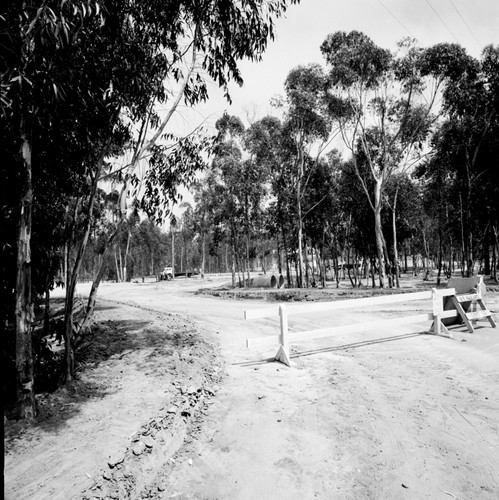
[440,402,499,478]
[370,421,407,469]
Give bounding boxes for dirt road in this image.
[5,276,499,499]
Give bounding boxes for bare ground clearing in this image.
[4,276,499,499]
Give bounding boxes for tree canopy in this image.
[2,0,301,419]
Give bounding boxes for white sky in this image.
[179,0,499,131]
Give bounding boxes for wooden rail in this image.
[244,289,469,367]
[244,290,431,320]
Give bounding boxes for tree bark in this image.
[43,286,50,337]
[79,223,122,331]
[201,233,206,278]
[171,229,175,279]
[373,181,387,288]
[391,185,400,288]
[63,241,68,289]
[63,158,104,382]
[15,125,35,419]
[491,226,498,282]
[295,130,306,288]
[437,230,443,286]
[118,246,123,281]
[281,226,292,287]
[114,246,121,282]
[231,238,236,288]
[123,229,131,282]
[370,257,376,288]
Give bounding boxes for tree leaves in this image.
[321,31,392,90]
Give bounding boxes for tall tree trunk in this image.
[459,193,466,277]
[170,229,175,279]
[303,237,310,287]
[231,238,236,288]
[370,256,376,288]
[245,234,250,284]
[201,233,206,278]
[282,226,292,287]
[79,224,122,331]
[467,226,474,277]
[43,286,50,337]
[345,214,355,288]
[63,241,69,289]
[449,235,453,277]
[437,230,443,286]
[277,238,282,276]
[235,246,243,287]
[296,133,305,288]
[15,125,35,419]
[123,229,131,282]
[63,159,104,379]
[492,226,498,282]
[373,180,386,288]
[114,246,121,282]
[120,247,124,281]
[391,185,400,288]
[180,243,184,273]
[483,230,490,276]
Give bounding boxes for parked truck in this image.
[159,266,174,281]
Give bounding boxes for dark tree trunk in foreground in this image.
[16,123,35,419]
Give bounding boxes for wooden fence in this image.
[244,286,495,367]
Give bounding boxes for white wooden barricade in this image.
[244,288,495,367]
[439,275,496,333]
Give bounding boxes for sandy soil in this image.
[4,275,499,499]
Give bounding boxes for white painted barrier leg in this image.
[275,305,291,367]
[430,288,452,338]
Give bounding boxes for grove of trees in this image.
[2,0,497,422]
[183,34,499,290]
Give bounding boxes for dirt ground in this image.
[4,275,499,499]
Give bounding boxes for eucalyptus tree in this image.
[300,155,341,286]
[421,45,499,277]
[210,114,271,285]
[191,178,214,277]
[191,113,276,284]
[334,156,377,285]
[2,0,113,418]
[176,202,197,274]
[281,64,335,286]
[212,160,246,286]
[244,116,294,281]
[320,32,469,287]
[3,0,301,417]
[207,117,246,285]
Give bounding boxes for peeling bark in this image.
[15,127,36,420]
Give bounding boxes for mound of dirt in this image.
[196,285,427,303]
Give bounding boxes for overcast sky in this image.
[182,0,499,130]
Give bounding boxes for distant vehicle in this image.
[159,267,174,281]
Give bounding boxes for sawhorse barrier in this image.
[245,285,496,367]
[439,275,496,334]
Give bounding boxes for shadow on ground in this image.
[4,313,195,448]
[232,332,425,368]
